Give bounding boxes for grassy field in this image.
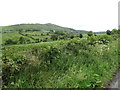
[1,24,119,88]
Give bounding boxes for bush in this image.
[69,35,74,39]
[97,35,112,44]
[51,35,58,41]
[54,31,65,35]
[87,31,93,36]
[87,36,97,45]
[18,37,31,44]
[5,39,17,45]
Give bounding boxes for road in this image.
[108,70,120,89]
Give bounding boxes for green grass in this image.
[2,38,119,88]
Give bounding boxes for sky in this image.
[0,0,119,32]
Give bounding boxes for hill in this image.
[1,23,88,33]
[95,31,106,34]
[2,23,74,32]
[1,23,106,34]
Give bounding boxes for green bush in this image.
[87,31,93,36]
[5,39,17,45]
[97,35,112,44]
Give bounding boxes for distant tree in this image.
[43,38,48,42]
[87,31,93,36]
[94,32,97,36]
[70,35,74,39]
[54,31,65,35]
[79,33,83,38]
[51,35,58,41]
[19,37,31,44]
[19,37,24,43]
[19,29,23,34]
[35,39,40,43]
[59,36,65,40]
[41,33,44,36]
[106,30,111,35]
[111,29,118,34]
[118,29,120,34]
[19,37,25,44]
[26,39,31,44]
[50,30,54,32]
[47,33,49,35]
[5,39,17,45]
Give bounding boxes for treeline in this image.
[106,29,120,35]
[4,30,83,45]
[4,29,120,45]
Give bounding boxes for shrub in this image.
[18,37,31,44]
[97,35,112,44]
[51,35,58,41]
[87,31,93,36]
[5,39,17,45]
[69,35,74,39]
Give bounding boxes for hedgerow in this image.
[2,35,119,88]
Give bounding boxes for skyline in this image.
[0,0,119,31]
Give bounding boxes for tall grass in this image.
[2,37,119,88]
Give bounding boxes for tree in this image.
[70,35,74,39]
[51,35,58,41]
[111,29,118,34]
[19,29,23,34]
[19,37,25,44]
[41,33,44,36]
[43,38,48,42]
[79,33,83,38]
[118,29,120,34]
[35,39,40,43]
[59,36,65,40]
[106,30,111,35]
[54,31,65,35]
[5,39,17,45]
[47,33,49,35]
[87,31,93,36]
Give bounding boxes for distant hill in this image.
[74,30,88,34]
[2,23,74,32]
[75,30,106,34]
[1,23,106,34]
[1,23,88,33]
[95,31,106,34]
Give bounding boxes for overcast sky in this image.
[0,0,119,31]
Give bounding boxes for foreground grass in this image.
[2,38,119,88]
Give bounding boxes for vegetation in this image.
[87,31,93,36]
[1,24,119,88]
[79,33,83,38]
[106,30,112,35]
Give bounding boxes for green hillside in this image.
[2,23,74,32]
[1,23,106,34]
[1,23,90,33]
